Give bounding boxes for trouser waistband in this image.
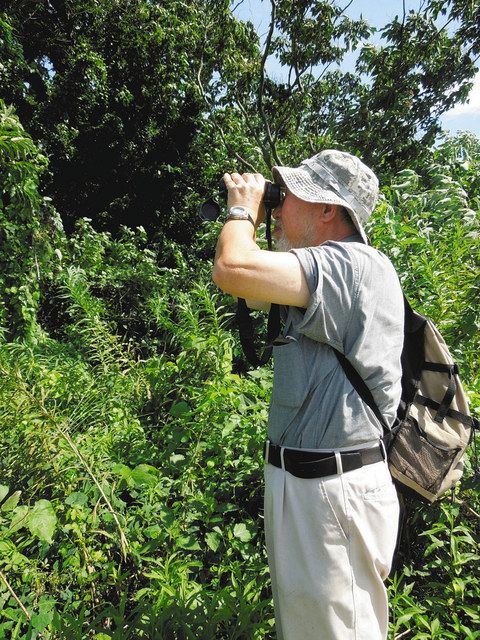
[264,440,385,479]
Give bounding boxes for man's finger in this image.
[230,172,243,184]
[223,172,235,187]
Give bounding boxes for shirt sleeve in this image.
[290,243,359,351]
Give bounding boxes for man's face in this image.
[273,191,320,251]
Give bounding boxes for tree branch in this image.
[195,55,258,173]
[258,0,283,167]
[0,570,32,621]
[335,0,354,26]
[234,95,273,168]
[231,0,246,14]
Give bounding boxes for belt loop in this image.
[334,451,343,475]
[265,440,270,464]
[280,446,285,471]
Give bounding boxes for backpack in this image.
[333,296,478,502]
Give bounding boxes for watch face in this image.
[230,206,247,216]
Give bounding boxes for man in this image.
[212,150,403,640]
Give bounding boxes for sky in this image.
[231,0,480,138]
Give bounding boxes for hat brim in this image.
[273,165,368,244]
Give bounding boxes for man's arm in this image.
[212,172,310,308]
[213,222,309,306]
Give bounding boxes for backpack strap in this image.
[332,348,390,435]
[236,299,281,367]
[415,394,479,430]
[422,362,459,424]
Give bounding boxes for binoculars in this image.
[199,178,285,222]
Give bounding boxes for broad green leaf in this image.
[1,490,21,512]
[28,500,57,544]
[131,465,158,487]
[170,401,191,417]
[177,536,201,551]
[205,531,220,552]
[8,505,29,533]
[144,524,162,539]
[31,600,55,632]
[233,523,252,542]
[112,463,132,480]
[65,491,88,506]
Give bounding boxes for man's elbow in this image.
[212,260,235,293]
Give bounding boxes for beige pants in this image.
[264,458,400,640]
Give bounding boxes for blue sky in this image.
[231,0,480,138]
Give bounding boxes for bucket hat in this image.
[272,149,379,244]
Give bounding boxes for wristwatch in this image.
[226,206,255,226]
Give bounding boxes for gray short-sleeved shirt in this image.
[267,235,404,449]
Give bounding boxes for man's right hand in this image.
[223,172,266,228]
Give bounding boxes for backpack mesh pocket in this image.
[389,416,461,500]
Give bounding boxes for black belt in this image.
[264,441,385,479]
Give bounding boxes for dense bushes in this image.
[0,107,479,638]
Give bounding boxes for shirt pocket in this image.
[271,338,308,408]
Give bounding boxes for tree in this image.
[0,1,255,239]
[200,0,480,177]
[1,0,479,241]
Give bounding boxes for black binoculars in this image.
[199,178,285,222]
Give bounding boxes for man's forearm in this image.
[212,218,261,291]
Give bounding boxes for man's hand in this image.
[223,172,266,227]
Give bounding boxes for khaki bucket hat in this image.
[272,150,379,244]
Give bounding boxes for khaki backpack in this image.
[334,297,478,502]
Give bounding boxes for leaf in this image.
[170,401,191,417]
[144,524,162,539]
[1,490,21,512]
[177,536,201,551]
[233,523,252,542]
[8,505,29,533]
[28,500,57,544]
[205,531,221,552]
[130,464,158,487]
[112,463,132,481]
[31,599,55,632]
[0,485,8,503]
[65,491,88,506]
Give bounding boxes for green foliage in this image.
[0,1,253,239]
[0,100,64,341]
[369,135,480,384]
[0,2,478,636]
[198,0,480,182]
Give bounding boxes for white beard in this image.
[274,221,318,252]
[274,233,293,252]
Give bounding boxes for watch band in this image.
[225,213,255,226]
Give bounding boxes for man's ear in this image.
[321,203,338,222]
